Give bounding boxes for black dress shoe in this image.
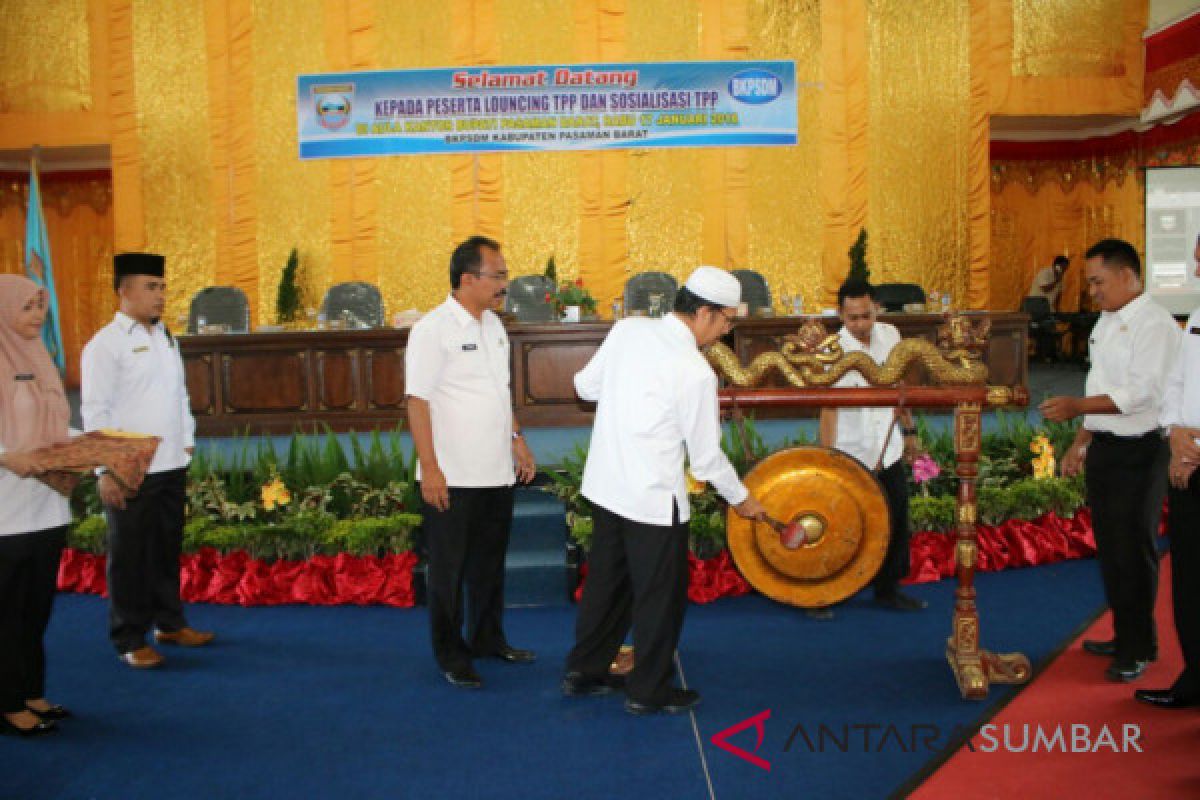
[562,671,625,697]
[26,704,71,721]
[1,715,57,738]
[442,666,483,689]
[493,645,536,664]
[1106,658,1150,682]
[1134,688,1198,709]
[624,688,701,716]
[875,591,928,611]
[1082,638,1117,657]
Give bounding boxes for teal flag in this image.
[25,156,65,371]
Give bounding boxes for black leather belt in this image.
[1089,430,1161,443]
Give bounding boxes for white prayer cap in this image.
[684,266,741,308]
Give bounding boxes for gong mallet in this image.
[757,512,807,550]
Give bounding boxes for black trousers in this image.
[105,468,189,654]
[1085,432,1168,662]
[0,525,66,713]
[566,501,689,706]
[873,459,911,595]
[1167,469,1200,700]
[421,485,515,671]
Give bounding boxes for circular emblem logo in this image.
[315,94,352,130]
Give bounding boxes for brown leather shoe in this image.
[120,646,164,669]
[154,627,215,647]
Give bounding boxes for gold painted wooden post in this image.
[945,400,1032,699]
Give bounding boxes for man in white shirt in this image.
[816,280,927,618]
[1136,232,1200,710]
[81,253,213,669]
[1027,255,1069,310]
[1041,238,1181,682]
[562,267,765,715]
[405,236,537,690]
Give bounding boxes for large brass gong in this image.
[725,446,891,608]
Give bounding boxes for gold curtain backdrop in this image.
[0,174,115,388]
[0,0,1159,356]
[990,165,1143,313]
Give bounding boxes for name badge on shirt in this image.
[1190,326,1200,335]
[132,345,149,354]
[461,343,477,351]
[14,373,33,381]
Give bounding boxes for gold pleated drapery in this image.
[0,0,1157,338]
[990,163,1144,314]
[0,175,115,388]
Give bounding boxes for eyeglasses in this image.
[718,310,737,332]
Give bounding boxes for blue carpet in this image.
[2,558,1103,800]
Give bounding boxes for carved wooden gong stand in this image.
[708,315,1033,699]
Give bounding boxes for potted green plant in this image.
[546,278,597,322]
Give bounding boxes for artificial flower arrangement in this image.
[1030,435,1056,480]
[545,278,598,320]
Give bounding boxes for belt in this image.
[1089,429,1161,443]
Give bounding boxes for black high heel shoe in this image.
[1,714,57,737]
[27,703,71,721]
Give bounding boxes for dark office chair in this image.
[505,275,558,322]
[188,286,250,333]
[874,283,926,312]
[624,272,678,315]
[732,270,772,313]
[1020,296,1060,362]
[321,282,384,329]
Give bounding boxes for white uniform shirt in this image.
[1027,266,1061,308]
[1084,293,1181,436]
[831,323,904,471]
[81,312,195,474]
[575,314,748,526]
[1160,307,1200,437]
[0,380,72,535]
[404,295,514,487]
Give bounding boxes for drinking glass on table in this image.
[648,292,664,318]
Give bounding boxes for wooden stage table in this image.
[181,312,1029,436]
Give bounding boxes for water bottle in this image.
[940,292,951,313]
[612,299,623,320]
[792,294,804,316]
[317,311,328,330]
[196,314,207,333]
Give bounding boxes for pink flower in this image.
[912,454,941,484]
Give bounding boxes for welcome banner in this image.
[297,60,797,158]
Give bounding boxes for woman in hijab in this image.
[0,274,71,737]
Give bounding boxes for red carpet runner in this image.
[912,559,1200,799]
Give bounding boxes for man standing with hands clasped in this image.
[82,253,213,669]
[406,236,537,690]
[562,266,765,716]
[1040,239,1180,682]
[1136,232,1200,710]
[816,279,927,618]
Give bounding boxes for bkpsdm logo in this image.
[727,69,782,105]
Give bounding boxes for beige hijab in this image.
[0,274,69,452]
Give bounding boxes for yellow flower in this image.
[686,470,707,495]
[261,475,291,511]
[1030,435,1056,480]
